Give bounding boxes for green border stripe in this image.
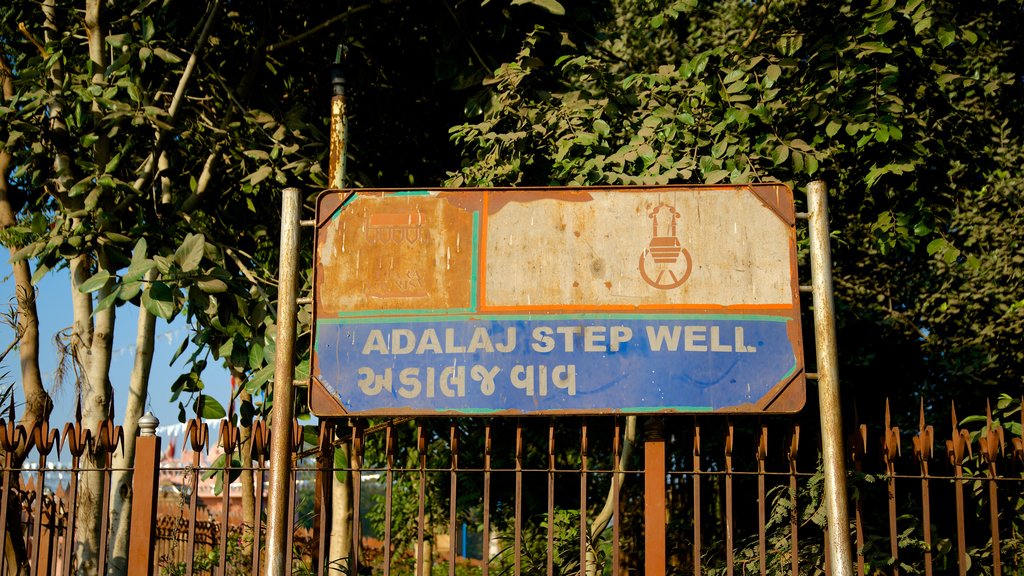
[388,190,432,197]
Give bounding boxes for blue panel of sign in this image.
[314,315,798,414]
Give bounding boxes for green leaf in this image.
[195,395,226,420]
[805,154,819,175]
[704,169,730,184]
[248,343,265,370]
[153,47,182,64]
[245,364,274,395]
[142,281,176,320]
[772,144,790,165]
[248,165,272,185]
[142,16,155,41]
[79,270,111,294]
[175,233,205,272]
[31,261,51,285]
[825,120,842,137]
[511,0,565,15]
[125,258,156,282]
[95,288,120,313]
[10,244,36,263]
[937,27,955,48]
[197,277,229,293]
[765,64,781,84]
[119,280,143,301]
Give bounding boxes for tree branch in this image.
[132,0,223,193]
[266,4,373,52]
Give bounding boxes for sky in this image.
[0,260,232,432]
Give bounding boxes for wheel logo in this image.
[638,203,692,290]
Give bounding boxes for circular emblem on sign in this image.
[638,203,692,290]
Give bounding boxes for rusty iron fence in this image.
[0,397,1021,575]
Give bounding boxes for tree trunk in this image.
[232,379,257,560]
[106,269,157,576]
[0,57,50,469]
[74,2,114,574]
[328,447,353,571]
[586,416,637,576]
[74,256,115,576]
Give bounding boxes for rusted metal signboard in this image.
[310,185,804,416]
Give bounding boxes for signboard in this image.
[310,185,804,416]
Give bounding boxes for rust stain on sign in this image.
[311,186,805,417]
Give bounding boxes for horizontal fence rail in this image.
[0,397,1021,575]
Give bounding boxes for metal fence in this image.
[0,397,1021,575]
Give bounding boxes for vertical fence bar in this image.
[547,420,555,576]
[449,421,458,576]
[417,422,426,576]
[32,422,58,573]
[383,421,394,576]
[644,417,666,576]
[0,409,24,576]
[612,418,621,576]
[883,403,901,576]
[186,420,209,576]
[127,413,160,576]
[693,421,702,576]
[482,422,491,576]
[580,420,588,576]
[788,424,800,576]
[286,422,303,576]
[314,421,332,576]
[218,419,238,576]
[264,186,302,576]
[912,404,933,576]
[980,404,1004,576]
[39,492,56,576]
[947,405,969,576]
[351,420,364,576]
[252,420,269,576]
[850,424,866,576]
[807,180,854,576]
[725,421,734,576]
[96,418,122,575]
[63,421,86,576]
[757,424,767,576]
[514,421,523,575]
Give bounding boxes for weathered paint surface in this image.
[311,185,804,416]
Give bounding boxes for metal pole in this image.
[643,417,666,576]
[329,46,348,189]
[264,187,302,576]
[807,180,854,576]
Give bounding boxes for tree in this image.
[448,0,1024,416]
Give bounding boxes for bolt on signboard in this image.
[309,185,804,416]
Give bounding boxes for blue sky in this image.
[0,260,232,430]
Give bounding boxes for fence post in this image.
[644,417,666,576]
[127,412,161,576]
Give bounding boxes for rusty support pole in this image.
[127,413,160,576]
[644,417,666,576]
[329,46,348,190]
[807,181,854,576]
[264,186,302,576]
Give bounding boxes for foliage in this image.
[446,0,1024,413]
